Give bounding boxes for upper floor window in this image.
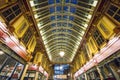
[22,28,33,45]
[1,4,21,22]
[93,29,105,46]
[107,4,120,22]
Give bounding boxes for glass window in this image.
[71,0,77,4]
[109,5,118,12]
[6,14,15,22]
[65,0,69,3]
[50,16,55,20]
[57,15,61,20]
[24,71,36,80]
[93,29,105,46]
[48,0,54,4]
[68,23,73,27]
[63,15,68,20]
[22,28,33,45]
[50,7,55,13]
[2,4,21,22]
[70,7,76,13]
[64,6,69,12]
[56,6,62,12]
[51,23,56,27]
[114,14,120,22]
[56,0,61,3]
[107,10,114,16]
[117,10,120,14]
[11,63,24,80]
[57,23,61,26]
[107,4,120,23]
[2,9,12,17]
[69,16,74,20]
[0,52,8,69]
[0,58,16,79]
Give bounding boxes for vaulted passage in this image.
[0,0,120,80]
[29,0,98,63]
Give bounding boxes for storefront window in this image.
[0,51,8,69]
[11,63,24,80]
[0,50,24,80]
[24,70,36,80]
[0,58,16,79]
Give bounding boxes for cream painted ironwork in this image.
[29,0,98,63]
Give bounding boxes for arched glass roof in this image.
[29,0,98,63]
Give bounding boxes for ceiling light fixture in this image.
[92,1,98,7]
[0,51,4,55]
[30,1,35,7]
[34,14,38,18]
[59,51,65,57]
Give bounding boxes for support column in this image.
[99,66,107,79]
[109,65,120,80]
[96,66,104,80]
[84,73,88,80]
[35,71,39,80]
[106,64,119,80]
[20,64,29,80]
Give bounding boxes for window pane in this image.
[2,9,12,17]
[114,14,120,22]
[109,5,118,12]
[56,0,61,3]
[48,0,54,4]
[56,6,62,12]
[0,52,8,69]
[15,9,21,16]
[6,14,15,22]
[12,5,19,11]
[65,0,69,3]
[107,10,114,16]
[117,10,120,14]
[93,30,105,46]
[0,58,16,79]
[50,7,55,13]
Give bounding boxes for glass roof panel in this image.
[63,15,68,20]
[29,0,99,63]
[51,23,56,27]
[71,0,77,4]
[56,15,62,20]
[69,16,74,20]
[50,16,55,20]
[50,7,55,13]
[70,7,76,13]
[48,0,54,4]
[56,6,62,12]
[65,0,69,3]
[57,23,61,26]
[64,6,69,12]
[56,0,61,3]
